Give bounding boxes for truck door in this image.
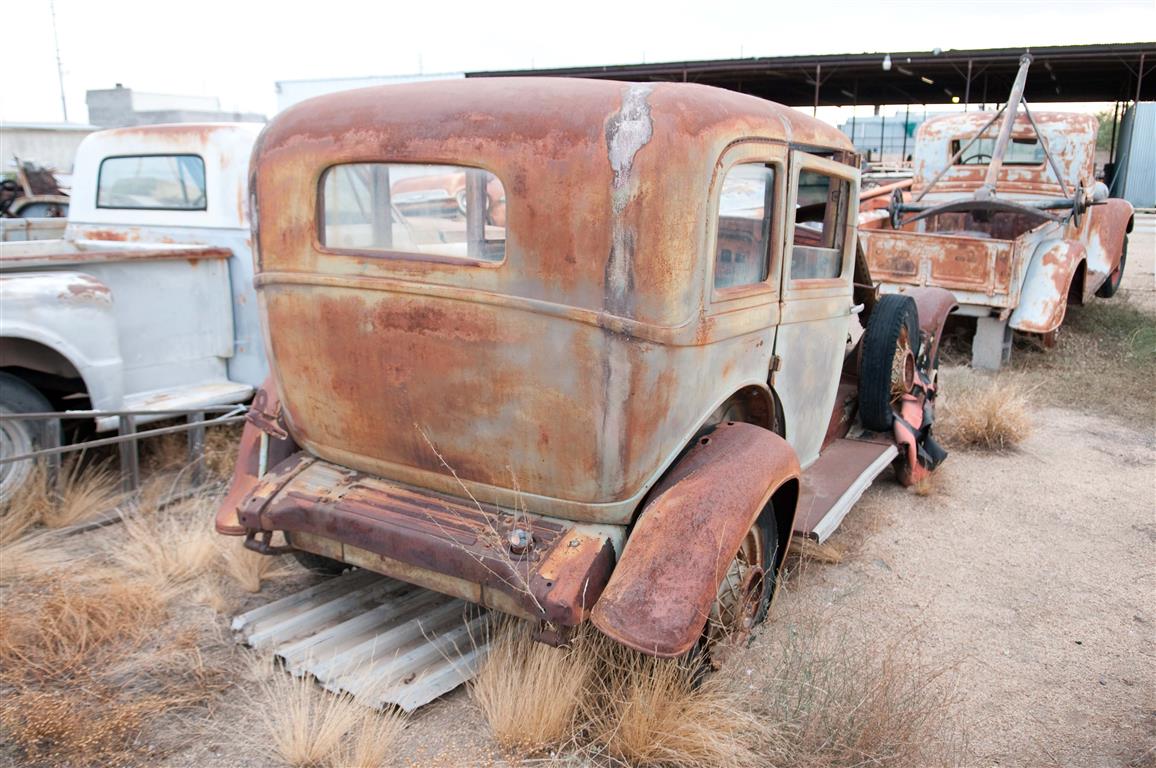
[773,151,858,468]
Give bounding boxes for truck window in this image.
[320,163,506,262]
[953,137,1045,166]
[97,155,207,210]
[714,163,775,289]
[790,170,848,281]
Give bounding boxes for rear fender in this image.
[590,422,801,657]
[1009,240,1087,334]
[216,378,298,535]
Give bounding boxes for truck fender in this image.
[893,286,957,365]
[215,378,298,535]
[1084,198,1134,283]
[1009,240,1087,335]
[0,271,123,411]
[590,422,800,657]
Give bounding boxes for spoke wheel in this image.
[707,518,772,650]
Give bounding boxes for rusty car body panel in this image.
[223,78,951,654]
[860,86,1134,369]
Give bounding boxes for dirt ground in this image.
[3,221,1153,768]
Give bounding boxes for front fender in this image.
[1009,240,1087,334]
[0,271,123,410]
[590,422,800,657]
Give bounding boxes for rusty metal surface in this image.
[590,422,800,657]
[792,437,898,541]
[237,452,617,627]
[252,78,853,525]
[911,111,1097,201]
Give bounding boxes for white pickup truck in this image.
[0,123,266,500]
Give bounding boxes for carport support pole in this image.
[901,103,910,161]
[813,63,821,116]
[964,59,973,110]
[1136,53,1145,103]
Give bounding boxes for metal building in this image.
[1110,102,1156,208]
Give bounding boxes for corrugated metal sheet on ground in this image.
[233,569,489,711]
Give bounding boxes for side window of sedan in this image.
[790,170,849,281]
[714,163,775,290]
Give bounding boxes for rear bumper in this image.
[236,452,616,627]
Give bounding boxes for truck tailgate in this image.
[861,229,1017,304]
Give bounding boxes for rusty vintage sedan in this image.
[217,78,954,657]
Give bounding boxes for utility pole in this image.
[50,0,68,121]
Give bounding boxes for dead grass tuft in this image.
[0,577,166,681]
[471,617,592,754]
[749,596,963,768]
[215,534,294,594]
[791,535,846,564]
[472,621,766,766]
[203,422,243,481]
[253,665,407,768]
[582,638,767,768]
[41,463,129,529]
[0,461,128,544]
[112,496,219,591]
[937,367,1032,451]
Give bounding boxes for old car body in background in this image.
[0,123,266,501]
[859,56,1134,369]
[218,78,954,658]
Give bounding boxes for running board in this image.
[792,438,898,542]
[233,569,489,712]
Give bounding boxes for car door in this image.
[772,151,858,468]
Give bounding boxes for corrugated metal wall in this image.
[1111,102,1156,208]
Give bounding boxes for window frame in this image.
[96,153,208,212]
[314,161,509,268]
[706,142,787,312]
[783,150,858,296]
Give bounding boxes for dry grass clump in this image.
[0,577,166,681]
[750,606,962,767]
[253,665,407,768]
[472,621,766,766]
[215,534,294,593]
[582,640,766,768]
[936,367,1031,451]
[203,422,243,481]
[0,461,127,543]
[112,496,219,590]
[791,536,846,564]
[471,617,593,753]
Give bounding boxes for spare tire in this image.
[859,294,921,432]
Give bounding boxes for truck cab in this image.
[219,79,953,657]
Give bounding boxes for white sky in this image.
[2,0,1153,124]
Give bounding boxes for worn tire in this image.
[291,549,349,576]
[1096,238,1127,298]
[0,372,54,504]
[859,294,921,432]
